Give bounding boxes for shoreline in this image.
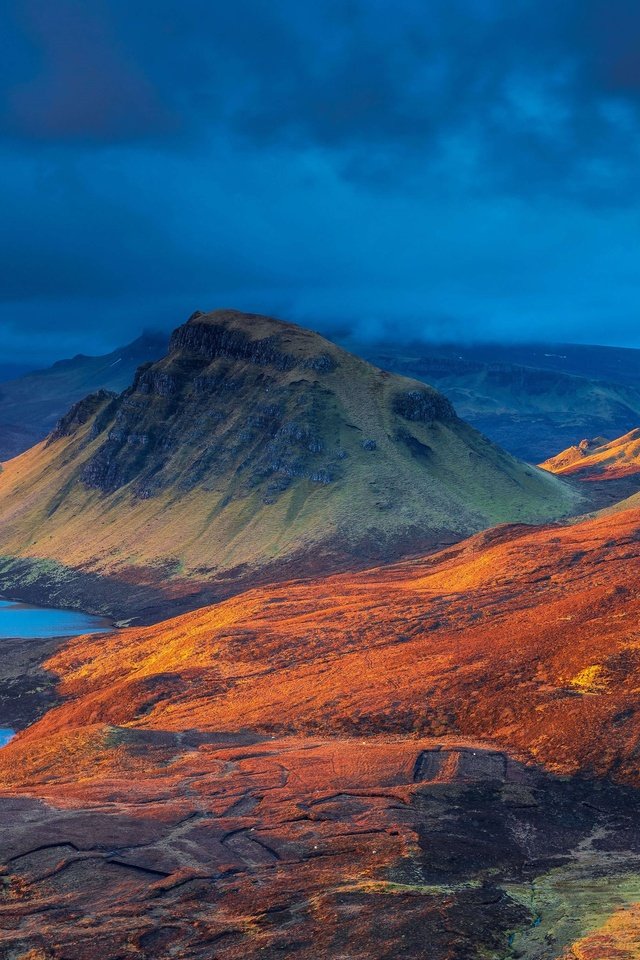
[0,602,115,733]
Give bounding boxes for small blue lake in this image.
[0,598,111,640]
[0,599,112,747]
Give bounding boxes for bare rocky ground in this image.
[2,735,640,960]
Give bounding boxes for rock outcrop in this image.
[541,428,640,481]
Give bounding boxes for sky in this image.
[1,0,640,363]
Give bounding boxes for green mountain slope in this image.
[0,309,581,619]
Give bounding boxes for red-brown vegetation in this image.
[2,504,640,958]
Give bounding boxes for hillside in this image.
[359,341,640,462]
[0,332,167,461]
[0,309,580,619]
[541,428,640,481]
[1,502,639,959]
[15,500,640,783]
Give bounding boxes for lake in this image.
[0,598,112,747]
[0,598,112,639]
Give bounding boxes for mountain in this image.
[539,428,640,510]
[0,332,168,461]
[388,339,640,383]
[358,340,640,462]
[0,309,580,619]
[541,428,640,480]
[1,500,639,959]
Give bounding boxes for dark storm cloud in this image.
[1,0,640,360]
[1,0,170,141]
[4,0,640,195]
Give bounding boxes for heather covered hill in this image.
[0,332,167,461]
[541,428,640,481]
[0,309,579,618]
[12,501,640,786]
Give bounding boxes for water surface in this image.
[0,598,111,639]
[0,729,15,747]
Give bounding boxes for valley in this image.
[360,340,640,463]
[0,601,111,736]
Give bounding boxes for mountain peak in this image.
[0,309,580,619]
[169,307,344,373]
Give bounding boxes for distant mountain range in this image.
[357,339,640,462]
[0,309,579,619]
[0,332,168,461]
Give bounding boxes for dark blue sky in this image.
[2,0,640,362]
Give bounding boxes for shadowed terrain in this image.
[0,334,167,462]
[360,341,640,463]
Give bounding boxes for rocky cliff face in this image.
[49,389,117,442]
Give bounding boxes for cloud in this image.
[1,0,640,359]
[2,0,172,142]
[3,0,640,198]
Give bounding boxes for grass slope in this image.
[8,498,640,786]
[1,503,640,959]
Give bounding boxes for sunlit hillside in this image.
[541,428,640,481]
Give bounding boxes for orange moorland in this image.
[1,504,640,960]
[7,500,640,787]
[541,428,640,481]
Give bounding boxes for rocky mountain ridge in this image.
[541,428,640,480]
